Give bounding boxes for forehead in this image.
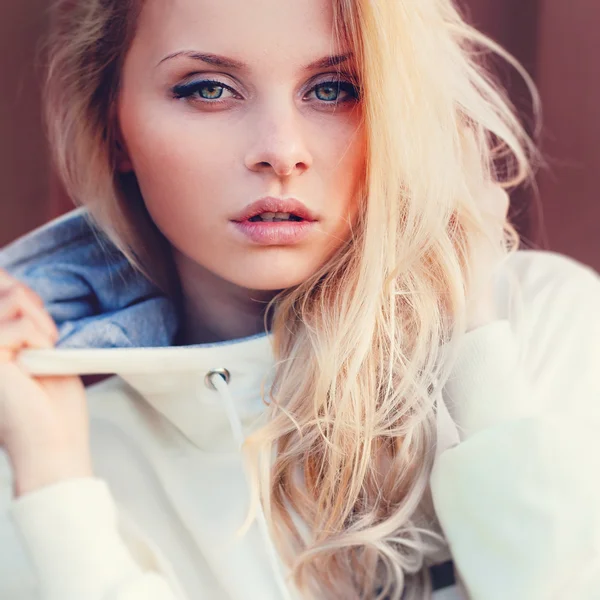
[134,0,344,70]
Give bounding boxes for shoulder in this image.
[499,248,599,308]
[497,249,599,333]
[497,249,599,411]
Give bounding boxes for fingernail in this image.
[0,348,16,363]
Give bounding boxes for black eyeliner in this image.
[171,79,234,100]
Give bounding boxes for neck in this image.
[172,249,279,345]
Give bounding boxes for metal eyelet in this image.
[204,367,231,390]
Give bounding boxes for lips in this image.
[232,197,318,222]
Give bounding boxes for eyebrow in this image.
[156,51,353,71]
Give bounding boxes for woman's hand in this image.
[465,181,509,331]
[0,269,93,498]
[462,133,511,332]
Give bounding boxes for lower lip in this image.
[231,219,316,245]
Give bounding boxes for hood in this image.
[0,208,179,349]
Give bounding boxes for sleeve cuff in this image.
[10,477,142,598]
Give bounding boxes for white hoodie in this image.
[0,248,599,600]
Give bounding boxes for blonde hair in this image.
[44,0,542,597]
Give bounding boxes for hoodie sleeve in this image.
[430,254,600,600]
[9,477,188,600]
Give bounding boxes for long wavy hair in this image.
[44,0,542,597]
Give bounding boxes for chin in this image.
[225,266,317,292]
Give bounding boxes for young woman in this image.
[0,0,598,598]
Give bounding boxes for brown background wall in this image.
[0,0,51,245]
[1,1,599,271]
[535,0,600,269]
[465,0,600,270]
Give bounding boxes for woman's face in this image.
[117,0,366,291]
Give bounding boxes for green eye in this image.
[197,83,224,99]
[172,80,235,101]
[312,80,360,103]
[315,83,338,101]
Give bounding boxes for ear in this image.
[114,128,134,173]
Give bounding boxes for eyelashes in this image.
[172,79,240,102]
[171,78,360,106]
[311,80,360,103]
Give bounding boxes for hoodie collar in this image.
[18,330,459,458]
[17,331,276,452]
[120,333,276,452]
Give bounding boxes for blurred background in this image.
[0,0,598,271]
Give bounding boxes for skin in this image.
[117,0,366,342]
[0,0,506,498]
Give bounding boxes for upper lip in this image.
[231,197,318,222]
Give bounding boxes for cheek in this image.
[123,118,231,209]
[322,120,366,215]
[118,119,232,259]
[119,109,240,243]
[330,115,364,175]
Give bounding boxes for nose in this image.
[244,102,313,178]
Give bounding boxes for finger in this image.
[0,316,55,357]
[0,267,18,290]
[0,347,17,362]
[22,286,45,308]
[0,285,58,341]
[0,277,45,308]
[462,128,487,188]
[481,183,510,220]
[0,290,59,343]
[0,271,44,307]
[497,186,510,219]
